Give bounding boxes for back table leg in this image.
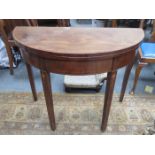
[119,53,137,102]
[25,63,37,101]
[40,70,56,131]
[101,71,117,131]
[119,62,134,102]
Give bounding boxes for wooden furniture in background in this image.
[57,19,70,26]
[119,20,155,100]
[119,19,145,101]
[112,20,117,27]
[13,27,144,131]
[0,20,14,74]
[130,19,155,94]
[0,19,38,75]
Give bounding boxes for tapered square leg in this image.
[25,63,37,101]
[119,62,133,102]
[101,71,117,131]
[119,54,137,102]
[40,70,56,131]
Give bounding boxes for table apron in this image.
[21,49,135,75]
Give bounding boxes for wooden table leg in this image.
[25,63,37,101]
[101,71,117,131]
[40,70,56,131]
[119,63,134,102]
[119,54,137,102]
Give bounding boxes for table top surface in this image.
[13,27,144,57]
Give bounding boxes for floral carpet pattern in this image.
[0,92,154,135]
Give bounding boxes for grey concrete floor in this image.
[0,60,155,95]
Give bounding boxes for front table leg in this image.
[101,71,117,131]
[40,70,56,131]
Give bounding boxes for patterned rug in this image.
[0,92,154,135]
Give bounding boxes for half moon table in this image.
[13,27,144,131]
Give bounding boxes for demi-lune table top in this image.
[13,27,144,58]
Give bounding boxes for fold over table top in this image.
[13,27,144,58]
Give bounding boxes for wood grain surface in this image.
[13,27,144,57]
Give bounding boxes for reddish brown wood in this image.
[0,20,14,75]
[21,49,113,75]
[25,63,37,101]
[112,20,117,27]
[0,20,38,75]
[57,19,70,27]
[3,19,38,36]
[13,27,144,131]
[150,19,155,41]
[13,27,144,57]
[139,19,145,29]
[101,71,117,131]
[40,70,56,130]
[119,52,137,102]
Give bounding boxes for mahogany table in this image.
[13,27,144,131]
